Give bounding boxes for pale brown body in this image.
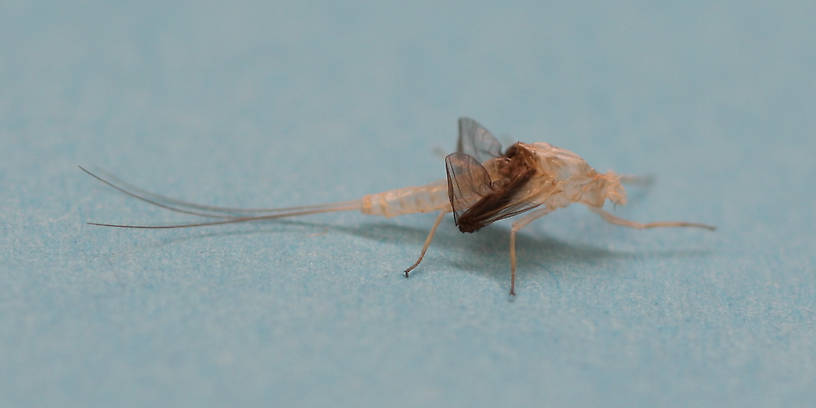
[359,139,711,295]
[83,118,714,296]
[362,141,626,219]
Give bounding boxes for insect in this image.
[82,117,715,295]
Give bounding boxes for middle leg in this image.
[508,207,555,295]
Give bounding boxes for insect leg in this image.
[618,174,654,186]
[509,207,555,296]
[403,211,447,278]
[588,207,716,231]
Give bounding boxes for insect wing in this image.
[445,152,494,225]
[457,117,503,163]
[447,146,543,233]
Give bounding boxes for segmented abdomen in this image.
[361,180,451,217]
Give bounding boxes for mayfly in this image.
[82,117,715,295]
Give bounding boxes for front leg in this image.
[509,207,555,296]
[588,207,715,231]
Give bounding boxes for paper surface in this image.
[2,1,814,406]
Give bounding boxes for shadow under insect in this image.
[145,217,711,291]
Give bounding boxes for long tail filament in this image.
[80,166,361,229]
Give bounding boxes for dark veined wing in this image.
[445,152,495,226]
[445,147,542,233]
[457,117,503,163]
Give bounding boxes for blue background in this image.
[2,1,814,406]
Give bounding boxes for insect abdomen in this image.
[361,181,450,217]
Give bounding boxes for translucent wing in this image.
[457,117,503,163]
[457,180,541,233]
[445,152,495,227]
[445,147,543,233]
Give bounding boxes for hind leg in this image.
[404,211,448,277]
